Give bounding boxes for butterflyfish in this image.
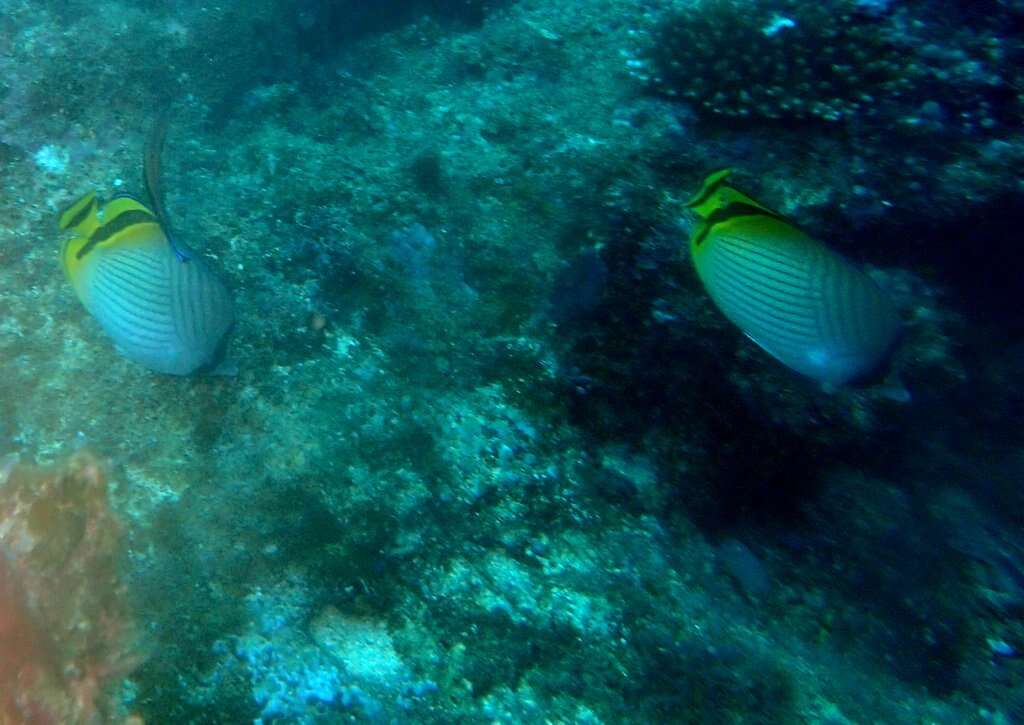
[685,169,902,386]
[58,120,233,375]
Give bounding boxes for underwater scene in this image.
[1,0,1023,722]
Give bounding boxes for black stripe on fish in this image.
[61,194,97,232]
[685,169,733,211]
[693,202,788,247]
[77,209,159,259]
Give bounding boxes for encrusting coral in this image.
[0,452,138,725]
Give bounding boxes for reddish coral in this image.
[0,452,138,725]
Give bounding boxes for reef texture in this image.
[0,453,136,725]
[0,0,1022,723]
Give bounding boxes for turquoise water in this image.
[1,0,1022,722]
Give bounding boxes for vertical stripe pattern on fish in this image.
[685,169,901,385]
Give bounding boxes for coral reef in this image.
[0,453,136,725]
[650,0,912,124]
[0,0,1022,722]
[647,0,1024,131]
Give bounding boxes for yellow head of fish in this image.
[684,169,902,386]
[60,192,163,299]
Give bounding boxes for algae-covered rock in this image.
[0,452,138,725]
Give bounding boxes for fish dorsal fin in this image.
[144,112,191,262]
[144,113,170,224]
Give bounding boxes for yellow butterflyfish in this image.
[59,119,234,375]
[686,169,902,386]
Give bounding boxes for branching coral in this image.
[647,0,1024,131]
[648,0,911,124]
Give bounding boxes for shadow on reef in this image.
[542,197,1011,701]
[294,0,511,59]
[549,203,910,535]
[888,190,1024,336]
[793,465,996,698]
[843,188,1024,452]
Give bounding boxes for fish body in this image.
[686,169,901,385]
[59,191,233,375]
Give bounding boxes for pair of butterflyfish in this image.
[686,169,902,386]
[59,119,233,375]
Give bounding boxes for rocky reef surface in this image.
[1,0,1023,722]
